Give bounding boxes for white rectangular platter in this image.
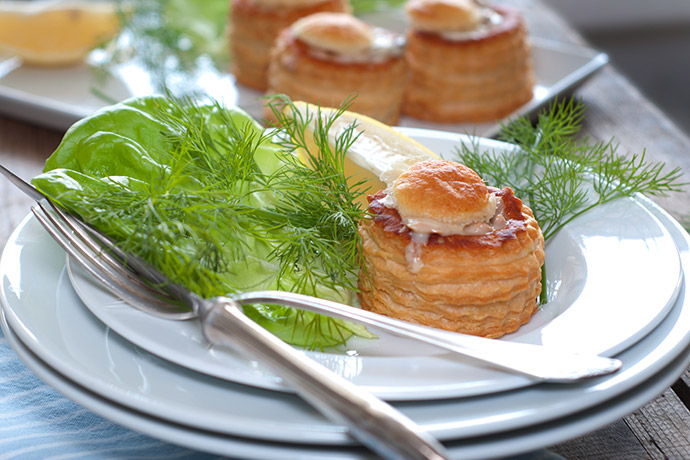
[0,37,607,135]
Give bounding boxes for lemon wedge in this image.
[0,1,120,66]
[289,101,439,203]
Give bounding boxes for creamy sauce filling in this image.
[384,192,502,236]
[405,231,430,274]
[383,192,508,273]
[438,8,503,41]
[306,29,405,64]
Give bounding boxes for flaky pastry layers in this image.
[230,0,351,90]
[265,13,407,125]
[358,187,545,338]
[403,2,535,123]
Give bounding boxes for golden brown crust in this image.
[402,5,534,123]
[393,159,493,225]
[292,12,373,53]
[358,187,545,338]
[229,0,351,91]
[406,0,483,32]
[264,18,407,125]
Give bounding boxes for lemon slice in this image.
[289,101,439,202]
[0,1,120,66]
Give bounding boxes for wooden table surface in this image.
[2,1,690,458]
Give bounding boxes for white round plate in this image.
[66,131,682,400]
[3,200,690,457]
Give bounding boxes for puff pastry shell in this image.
[358,184,545,339]
[265,13,406,125]
[403,2,534,123]
[229,0,351,91]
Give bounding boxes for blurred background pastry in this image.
[230,0,351,90]
[403,0,535,123]
[264,12,406,125]
[358,159,545,338]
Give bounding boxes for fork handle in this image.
[200,297,448,460]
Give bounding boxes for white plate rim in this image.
[0,37,608,134]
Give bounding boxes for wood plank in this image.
[550,419,651,459]
[625,388,690,459]
[0,115,62,247]
[551,388,690,459]
[672,369,690,408]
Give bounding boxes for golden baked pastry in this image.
[264,12,407,125]
[403,0,535,123]
[358,159,545,338]
[229,0,351,90]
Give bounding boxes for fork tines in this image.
[31,200,195,320]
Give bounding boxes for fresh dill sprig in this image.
[62,101,267,299]
[39,95,373,349]
[456,98,687,242]
[262,95,369,295]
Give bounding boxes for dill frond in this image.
[457,98,687,242]
[39,95,373,349]
[264,95,368,294]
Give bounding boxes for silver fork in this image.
[2,165,622,459]
[31,198,449,460]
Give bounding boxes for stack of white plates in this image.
[3,131,690,460]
